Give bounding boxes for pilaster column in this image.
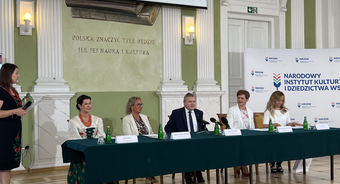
[195,0,224,124]
[157,6,188,129]
[278,0,287,49]
[34,0,69,92]
[31,0,75,169]
[291,0,305,49]
[194,0,220,92]
[0,0,22,92]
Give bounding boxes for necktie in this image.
[188,111,194,132]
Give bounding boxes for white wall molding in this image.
[220,0,286,112]
[290,0,305,49]
[30,92,75,169]
[315,0,323,48]
[34,0,70,92]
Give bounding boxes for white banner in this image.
[244,48,340,127]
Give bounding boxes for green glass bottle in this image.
[158,123,163,140]
[106,126,112,144]
[303,116,308,130]
[214,122,219,136]
[268,118,274,133]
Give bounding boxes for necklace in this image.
[79,113,92,127]
[2,86,22,107]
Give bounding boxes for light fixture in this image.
[182,15,195,45]
[17,0,35,36]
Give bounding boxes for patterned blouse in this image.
[240,109,250,129]
[134,115,149,135]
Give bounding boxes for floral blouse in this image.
[240,109,250,129]
[68,115,105,140]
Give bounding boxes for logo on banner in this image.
[273,73,281,90]
[251,86,268,93]
[295,57,314,63]
[251,70,267,77]
[251,70,254,76]
[329,56,340,62]
[314,117,318,123]
[265,57,268,62]
[318,117,333,124]
[331,102,340,108]
[297,102,316,109]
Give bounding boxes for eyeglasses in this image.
[135,103,143,107]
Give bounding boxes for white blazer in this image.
[122,113,154,135]
[226,105,255,129]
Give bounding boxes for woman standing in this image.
[67,95,105,183]
[122,96,157,184]
[263,91,302,173]
[0,63,27,184]
[226,90,254,177]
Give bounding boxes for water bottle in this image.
[268,118,274,133]
[106,126,112,144]
[158,123,163,140]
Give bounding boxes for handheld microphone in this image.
[22,101,32,110]
[221,117,230,129]
[210,117,223,126]
[197,117,210,124]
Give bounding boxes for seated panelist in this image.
[67,95,106,184]
[263,91,302,173]
[226,90,254,177]
[122,96,157,184]
[164,93,205,183]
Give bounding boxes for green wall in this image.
[13,0,37,169]
[305,0,316,48]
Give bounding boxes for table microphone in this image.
[210,117,223,126]
[22,101,32,110]
[221,117,230,129]
[197,117,210,124]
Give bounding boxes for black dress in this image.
[0,87,22,170]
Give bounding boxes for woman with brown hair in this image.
[0,63,27,184]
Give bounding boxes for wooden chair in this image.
[121,117,163,184]
[253,112,291,173]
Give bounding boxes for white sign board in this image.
[244,48,340,128]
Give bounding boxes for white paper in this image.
[115,135,138,144]
[277,126,293,133]
[292,126,303,129]
[222,129,242,136]
[170,132,191,140]
[315,123,330,130]
[143,134,158,138]
[249,128,269,131]
[26,96,45,111]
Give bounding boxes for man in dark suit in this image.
[165,93,205,183]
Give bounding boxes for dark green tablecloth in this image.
[62,128,340,184]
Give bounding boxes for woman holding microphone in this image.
[0,63,27,184]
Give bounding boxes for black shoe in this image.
[270,163,277,173]
[197,178,205,183]
[276,164,284,173]
[186,179,194,184]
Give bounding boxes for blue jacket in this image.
[165,107,204,133]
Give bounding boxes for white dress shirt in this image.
[185,108,198,132]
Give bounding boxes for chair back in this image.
[216,113,227,130]
[253,112,264,128]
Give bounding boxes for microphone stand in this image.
[197,123,210,134]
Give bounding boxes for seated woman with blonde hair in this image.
[122,96,157,184]
[263,91,302,173]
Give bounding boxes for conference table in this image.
[62,128,340,184]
